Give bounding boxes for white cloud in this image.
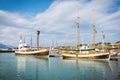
[0,0,120,47]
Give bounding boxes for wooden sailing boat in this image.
[15,31,49,55]
[61,12,110,60]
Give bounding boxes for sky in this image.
[0,0,120,47]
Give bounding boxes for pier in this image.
[0,48,15,53]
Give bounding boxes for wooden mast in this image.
[76,14,80,49]
[92,10,97,48]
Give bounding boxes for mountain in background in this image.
[0,43,14,49]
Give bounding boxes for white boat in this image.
[15,39,49,55]
[49,49,62,57]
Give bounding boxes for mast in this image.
[37,30,40,49]
[18,35,22,50]
[76,14,80,49]
[102,31,105,49]
[19,35,22,44]
[23,37,25,43]
[92,10,97,48]
[52,40,54,48]
[31,35,32,48]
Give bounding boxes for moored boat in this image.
[61,50,110,60]
[15,38,49,56]
[60,11,112,60]
[15,49,49,55]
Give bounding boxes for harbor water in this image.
[0,53,120,80]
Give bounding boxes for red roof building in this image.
[115,41,120,45]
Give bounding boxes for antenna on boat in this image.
[20,35,22,40]
[23,37,26,43]
[102,31,105,50]
[31,35,32,48]
[52,40,54,48]
[76,7,80,49]
[92,10,97,48]
[37,30,40,49]
[19,35,22,44]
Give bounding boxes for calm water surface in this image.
[0,53,120,80]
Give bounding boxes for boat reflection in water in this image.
[62,59,120,80]
[16,55,49,80]
[15,54,120,80]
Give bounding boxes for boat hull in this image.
[15,50,49,56]
[62,52,110,60]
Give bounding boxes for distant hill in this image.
[0,43,14,49]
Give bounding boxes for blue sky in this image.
[0,0,51,11]
[0,0,54,15]
[0,0,120,47]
